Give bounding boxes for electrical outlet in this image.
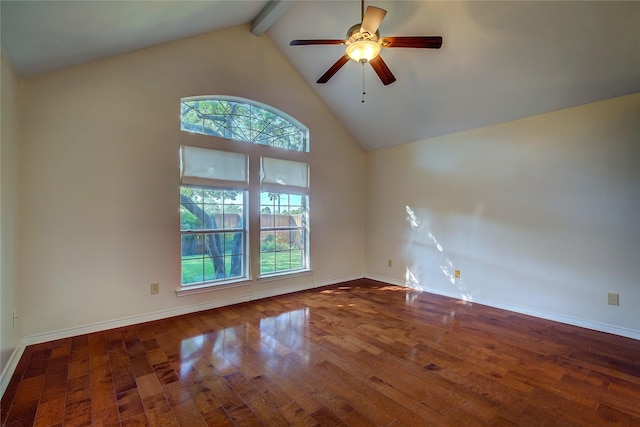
[13,311,17,327]
[388,259,393,268]
[454,270,461,279]
[150,283,160,295]
[607,292,619,306]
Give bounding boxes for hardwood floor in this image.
[2,278,639,426]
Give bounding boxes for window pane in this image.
[259,191,307,276]
[260,211,274,228]
[224,232,244,278]
[180,204,202,231]
[223,191,244,230]
[181,97,309,152]
[180,186,247,285]
[181,231,245,283]
[224,232,243,256]
[202,189,222,203]
[181,234,203,257]
[204,255,219,282]
[260,231,277,251]
[229,255,243,276]
[260,255,275,275]
[223,212,242,230]
[276,230,293,249]
[275,251,294,272]
[182,256,203,284]
[260,192,306,228]
[290,249,303,269]
[203,204,221,228]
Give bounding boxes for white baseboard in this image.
[23,274,365,347]
[311,274,364,289]
[365,274,640,341]
[23,294,249,347]
[1,342,25,398]
[469,296,640,341]
[365,273,406,287]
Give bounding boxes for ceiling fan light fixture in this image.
[345,23,381,63]
[346,40,381,62]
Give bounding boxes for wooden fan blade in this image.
[317,55,350,84]
[290,39,345,46]
[380,36,443,49]
[361,6,387,34]
[369,55,396,86]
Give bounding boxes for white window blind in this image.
[181,145,248,188]
[261,157,309,191]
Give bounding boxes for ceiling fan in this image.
[289,0,443,86]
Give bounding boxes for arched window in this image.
[178,96,310,293]
[180,96,309,152]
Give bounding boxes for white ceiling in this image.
[2,1,639,151]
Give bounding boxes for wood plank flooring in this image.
[2,278,639,426]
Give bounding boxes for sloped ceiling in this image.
[2,1,639,151]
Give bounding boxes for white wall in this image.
[19,25,365,340]
[366,94,640,338]
[1,49,22,388]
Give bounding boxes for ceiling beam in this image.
[250,0,293,36]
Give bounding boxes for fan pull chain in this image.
[361,62,366,103]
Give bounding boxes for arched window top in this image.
[180,96,309,152]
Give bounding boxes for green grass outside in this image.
[181,251,303,284]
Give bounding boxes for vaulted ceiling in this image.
[2,1,639,151]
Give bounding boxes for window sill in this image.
[176,270,313,296]
[258,269,312,283]
[175,279,252,297]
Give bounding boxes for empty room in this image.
[1,1,639,425]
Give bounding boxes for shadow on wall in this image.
[404,205,472,302]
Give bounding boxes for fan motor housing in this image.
[346,23,380,44]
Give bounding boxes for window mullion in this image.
[248,152,262,280]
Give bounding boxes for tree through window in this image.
[181,97,308,152]
[179,97,310,289]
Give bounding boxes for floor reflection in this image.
[179,307,310,380]
[259,308,310,363]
